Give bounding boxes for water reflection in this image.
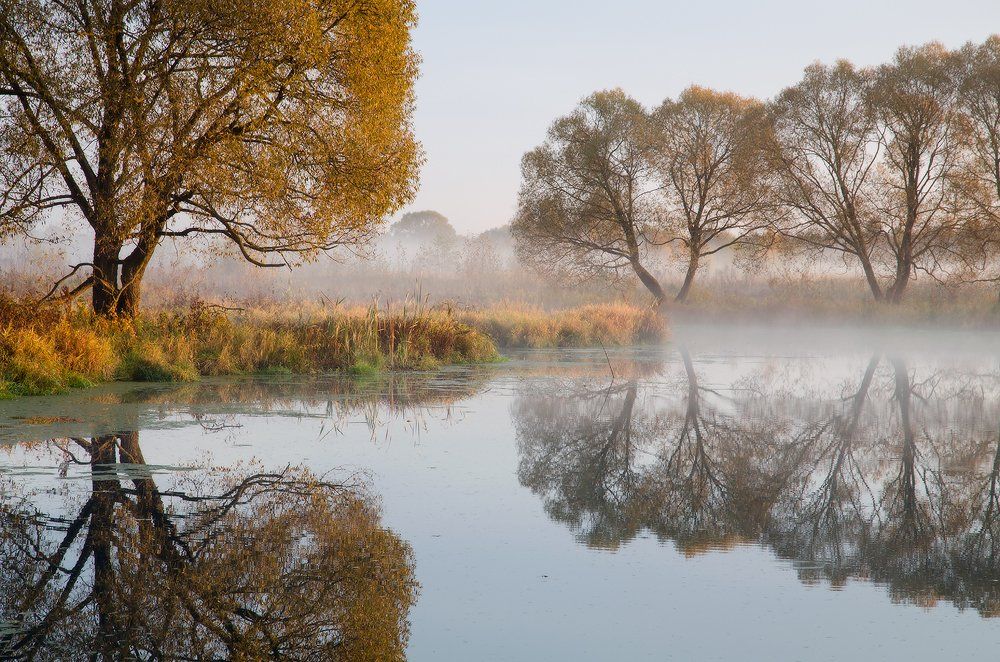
[0,369,493,446]
[514,349,1000,615]
[3,343,1000,659]
[0,431,417,660]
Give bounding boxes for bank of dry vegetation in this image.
[666,277,1000,328]
[455,303,667,348]
[0,299,498,398]
[0,298,668,398]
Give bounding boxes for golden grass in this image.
[455,302,669,348]
[0,297,499,398]
[0,294,670,399]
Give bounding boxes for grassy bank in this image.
[455,303,667,348]
[0,299,669,398]
[668,278,1000,328]
[0,299,499,398]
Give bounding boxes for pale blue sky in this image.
[405,0,1000,233]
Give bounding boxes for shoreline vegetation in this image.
[7,278,1000,401]
[455,303,666,348]
[0,298,668,399]
[663,278,1000,328]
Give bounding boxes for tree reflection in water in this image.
[0,432,416,661]
[514,348,1000,615]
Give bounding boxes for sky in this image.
[404,0,1000,234]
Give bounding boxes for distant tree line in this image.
[513,37,1000,305]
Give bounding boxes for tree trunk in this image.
[680,346,699,418]
[858,253,884,302]
[115,282,142,319]
[888,166,918,305]
[630,258,666,309]
[674,250,700,303]
[117,239,156,318]
[891,358,920,527]
[90,219,160,318]
[116,210,166,317]
[119,430,176,560]
[91,234,121,317]
[886,255,911,304]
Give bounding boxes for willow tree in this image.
[769,62,888,301]
[649,86,772,302]
[955,36,1000,278]
[511,89,668,305]
[869,43,967,303]
[0,0,420,316]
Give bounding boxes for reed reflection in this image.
[514,349,1000,615]
[0,432,417,661]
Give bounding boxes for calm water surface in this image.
[2,324,1000,660]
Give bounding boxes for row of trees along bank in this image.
[512,38,1000,305]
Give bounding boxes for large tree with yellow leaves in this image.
[0,0,420,316]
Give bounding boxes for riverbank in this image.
[0,299,668,398]
[663,278,1000,329]
[455,302,666,348]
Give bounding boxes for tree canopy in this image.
[650,86,772,302]
[512,89,668,303]
[513,37,1000,306]
[390,209,457,242]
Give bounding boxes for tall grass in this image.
[0,293,672,399]
[455,302,668,348]
[0,297,498,398]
